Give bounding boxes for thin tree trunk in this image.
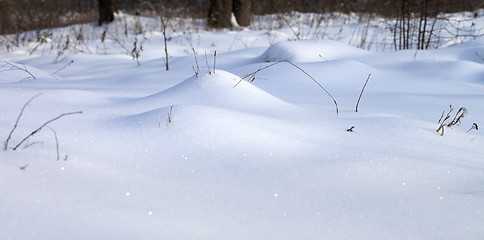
[421,0,428,49]
[208,0,233,28]
[98,0,116,26]
[161,16,169,70]
[232,0,251,26]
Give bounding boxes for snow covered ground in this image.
[1,12,484,240]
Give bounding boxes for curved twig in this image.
[235,60,339,115]
[356,73,371,112]
[13,111,83,151]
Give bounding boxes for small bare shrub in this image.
[131,37,143,66]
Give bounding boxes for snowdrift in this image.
[259,40,370,62]
[122,70,299,116]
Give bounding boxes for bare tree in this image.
[208,0,233,28]
[233,0,251,26]
[98,0,117,26]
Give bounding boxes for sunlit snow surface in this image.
[1,12,484,240]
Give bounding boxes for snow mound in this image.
[259,40,369,63]
[126,70,298,116]
[0,62,53,83]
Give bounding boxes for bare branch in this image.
[4,94,41,150]
[0,61,37,81]
[13,111,83,151]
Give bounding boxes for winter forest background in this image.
[1,0,483,34]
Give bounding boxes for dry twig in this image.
[13,111,83,150]
[4,94,41,150]
[355,73,371,112]
[0,61,37,81]
[52,60,74,75]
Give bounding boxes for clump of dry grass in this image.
[436,105,467,136]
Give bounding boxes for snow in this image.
[260,40,369,62]
[1,12,484,240]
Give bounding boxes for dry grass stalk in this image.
[52,60,74,76]
[355,73,371,112]
[236,59,339,115]
[192,48,200,77]
[168,105,174,123]
[281,15,301,40]
[205,50,212,74]
[213,51,217,74]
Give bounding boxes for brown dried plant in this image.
[436,105,467,136]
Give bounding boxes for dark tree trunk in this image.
[233,0,251,26]
[208,0,233,28]
[98,0,117,26]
